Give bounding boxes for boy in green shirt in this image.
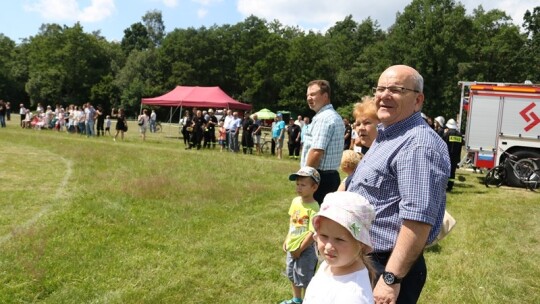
[281,166,321,304]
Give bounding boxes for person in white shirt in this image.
[303,192,376,304]
[150,110,157,133]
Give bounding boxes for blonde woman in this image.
[138,109,150,141]
[352,96,380,155]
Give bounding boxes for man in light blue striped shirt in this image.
[301,80,345,205]
[348,65,450,304]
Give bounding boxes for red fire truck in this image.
[458,81,540,186]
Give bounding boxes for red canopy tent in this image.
[141,86,251,110]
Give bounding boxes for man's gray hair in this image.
[412,72,424,93]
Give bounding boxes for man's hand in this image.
[373,277,400,304]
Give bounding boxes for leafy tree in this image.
[382,0,472,119]
[115,49,163,115]
[143,10,166,47]
[121,22,151,55]
[0,34,26,102]
[523,7,540,82]
[333,17,386,107]
[24,23,111,106]
[462,7,527,83]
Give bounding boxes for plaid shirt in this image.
[347,112,450,252]
[301,104,345,171]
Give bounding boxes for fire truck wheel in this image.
[505,150,540,187]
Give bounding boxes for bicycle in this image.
[525,168,540,191]
[154,121,162,132]
[259,134,273,154]
[484,150,538,189]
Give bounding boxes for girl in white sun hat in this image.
[303,191,376,304]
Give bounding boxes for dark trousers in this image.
[447,162,458,191]
[314,170,340,206]
[182,129,191,145]
[192,130,203,149]
[370,252,427,304]
[271,138,276,155]
[288,141,300,157]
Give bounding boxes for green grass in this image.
[0,122,538,303]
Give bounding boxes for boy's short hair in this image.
[341,150,362,169]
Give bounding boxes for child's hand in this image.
[291,248,302,259]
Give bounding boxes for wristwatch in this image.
[382,271,402,285]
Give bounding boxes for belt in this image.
[369,251,392,260]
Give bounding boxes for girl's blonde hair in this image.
[359,244,377,287]
[341,150,362,171]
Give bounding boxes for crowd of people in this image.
[5,102,161,142]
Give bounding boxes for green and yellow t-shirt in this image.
[285,196,320,252]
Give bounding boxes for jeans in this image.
[86,120,95,136]
[228,131,239,152]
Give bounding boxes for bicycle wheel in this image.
[514,159,536,186]
[525,170,540,191]
[484,166,505,187]
[260,142,270,154]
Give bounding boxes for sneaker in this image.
[279,299,302,304]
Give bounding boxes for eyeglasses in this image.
[373,86,420,95]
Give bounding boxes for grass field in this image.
[0,121,538,303]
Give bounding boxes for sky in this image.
[0,0,537,43]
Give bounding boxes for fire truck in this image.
[458,81,540,186]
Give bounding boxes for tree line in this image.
[0,0,538,121]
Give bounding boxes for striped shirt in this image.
[347,112,450,252]
[301,104,345,171]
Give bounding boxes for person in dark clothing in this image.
[443,118,463,191]
[190,110,206,150]
[343,118,352,150]
[96,105,105,136]
[204,109,218,148]
[241,112,254,154]
[287,118,301,159]
[181,110,192,147]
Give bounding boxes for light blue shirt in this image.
[347,112,450,252]
[300,104,345,171]
[272,120,285,139]
[301,124,310,143]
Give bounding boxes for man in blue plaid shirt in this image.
[301,80,345,205]
[347,65,450,304]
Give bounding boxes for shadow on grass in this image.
[425,243,441,254]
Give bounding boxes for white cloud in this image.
[236,0,536,31]
[197,8,208,18]
[237,0,404,30]
[192,0,223,6]
[191,0,222,19]
[460,0,537,26]
[24,0,115,22]
[79,0,115,22]
[163,0,179,8]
